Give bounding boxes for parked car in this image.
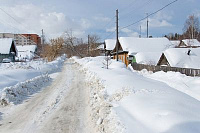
[2,58,11,63]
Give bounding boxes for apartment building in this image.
[0,33,41,46]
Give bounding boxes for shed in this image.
[0,38,16,62]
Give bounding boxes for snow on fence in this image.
[131,63,200,77]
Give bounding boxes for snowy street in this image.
[0,59,93,133]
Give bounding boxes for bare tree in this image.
[88,34,101,57]
[183,15,200,39]
[42,37,64,61]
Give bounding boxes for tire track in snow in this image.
[0,59,94,133]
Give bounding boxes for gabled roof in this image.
[105,39,116,51]
[0,38,14,54]
[182,39,200,47]
[16,45,37,52]
[135,52,162,65]
[118,37,171,55]
[170,40,180,47]
[161,48,200,69]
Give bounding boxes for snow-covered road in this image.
[0,60,93,133]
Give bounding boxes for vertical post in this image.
[88,35,90,56]
[41,29,44,52]
[116,9,119,61]
[146,13,149,38]
[139,25,141,38]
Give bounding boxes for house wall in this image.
[0,54,15,62]
[113,53,129,66]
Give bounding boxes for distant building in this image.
[16,45,37,61]
[177,39,200,48]
[22,34,41,46]
[0,33,41,46]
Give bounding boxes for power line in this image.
[120,0,153,20]
[120,0,178,30]
[0,7,30,33]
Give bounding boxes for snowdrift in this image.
[74,56,200,133]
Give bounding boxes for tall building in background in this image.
[0,33,41,46]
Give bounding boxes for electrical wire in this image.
[120,0,178,30]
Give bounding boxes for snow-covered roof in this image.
[16,45,37,52]
[97,44,104,50]
[105,39,116,51]
[163,48,200,69]
[0,38,14,54]
[119,37,171,55]
[135,52,162,65]
[182,39,200,47]
[170,40,180,47]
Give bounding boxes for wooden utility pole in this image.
[116,9,119,61]
[88,35,90,55]
[139,25,141,38]
[41,29,44,52]
[146,13,149,38]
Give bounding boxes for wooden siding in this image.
[113,53,129,66]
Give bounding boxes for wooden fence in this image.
[131,63,200,77]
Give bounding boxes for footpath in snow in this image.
[74,56,200,133]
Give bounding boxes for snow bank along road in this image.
[0,59,94,133]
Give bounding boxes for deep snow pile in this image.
[137,69,200,101]
[0,74,50,105]
[0,55,66,105]
[74,56,200,133]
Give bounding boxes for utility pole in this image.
[139,25,141,38]
[146,13,149,38]
[41,29,44,52]
[116,9,119,61]
[88,35,90,56]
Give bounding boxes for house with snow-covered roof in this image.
[104,39,116,55]
[178,39,200,48]
[170,40,180,48]
[111,37,172,66]
[157,48,200,69]
[0,38,17,62]
[16,45,37,61]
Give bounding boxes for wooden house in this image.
[157,48,200,69]
[177,39,200,48]
[104,39,116,56]
[111,37,172,66]
[0,38,17,62]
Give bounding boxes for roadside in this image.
[0,59,94,133]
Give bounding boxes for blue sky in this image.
[0,0,199,41]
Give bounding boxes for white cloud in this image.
[94,15,111,22]
[0,4,86,39]
[120,28,139,37]
[80,18,92,29]
[140,12,173,32]
[106,27,115,32]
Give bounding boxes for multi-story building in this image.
[0,33,41,46]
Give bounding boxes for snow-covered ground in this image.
[74,56,200,133]
[0,56,66,105]
[137,69,200,101]
[0,59,94,133]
